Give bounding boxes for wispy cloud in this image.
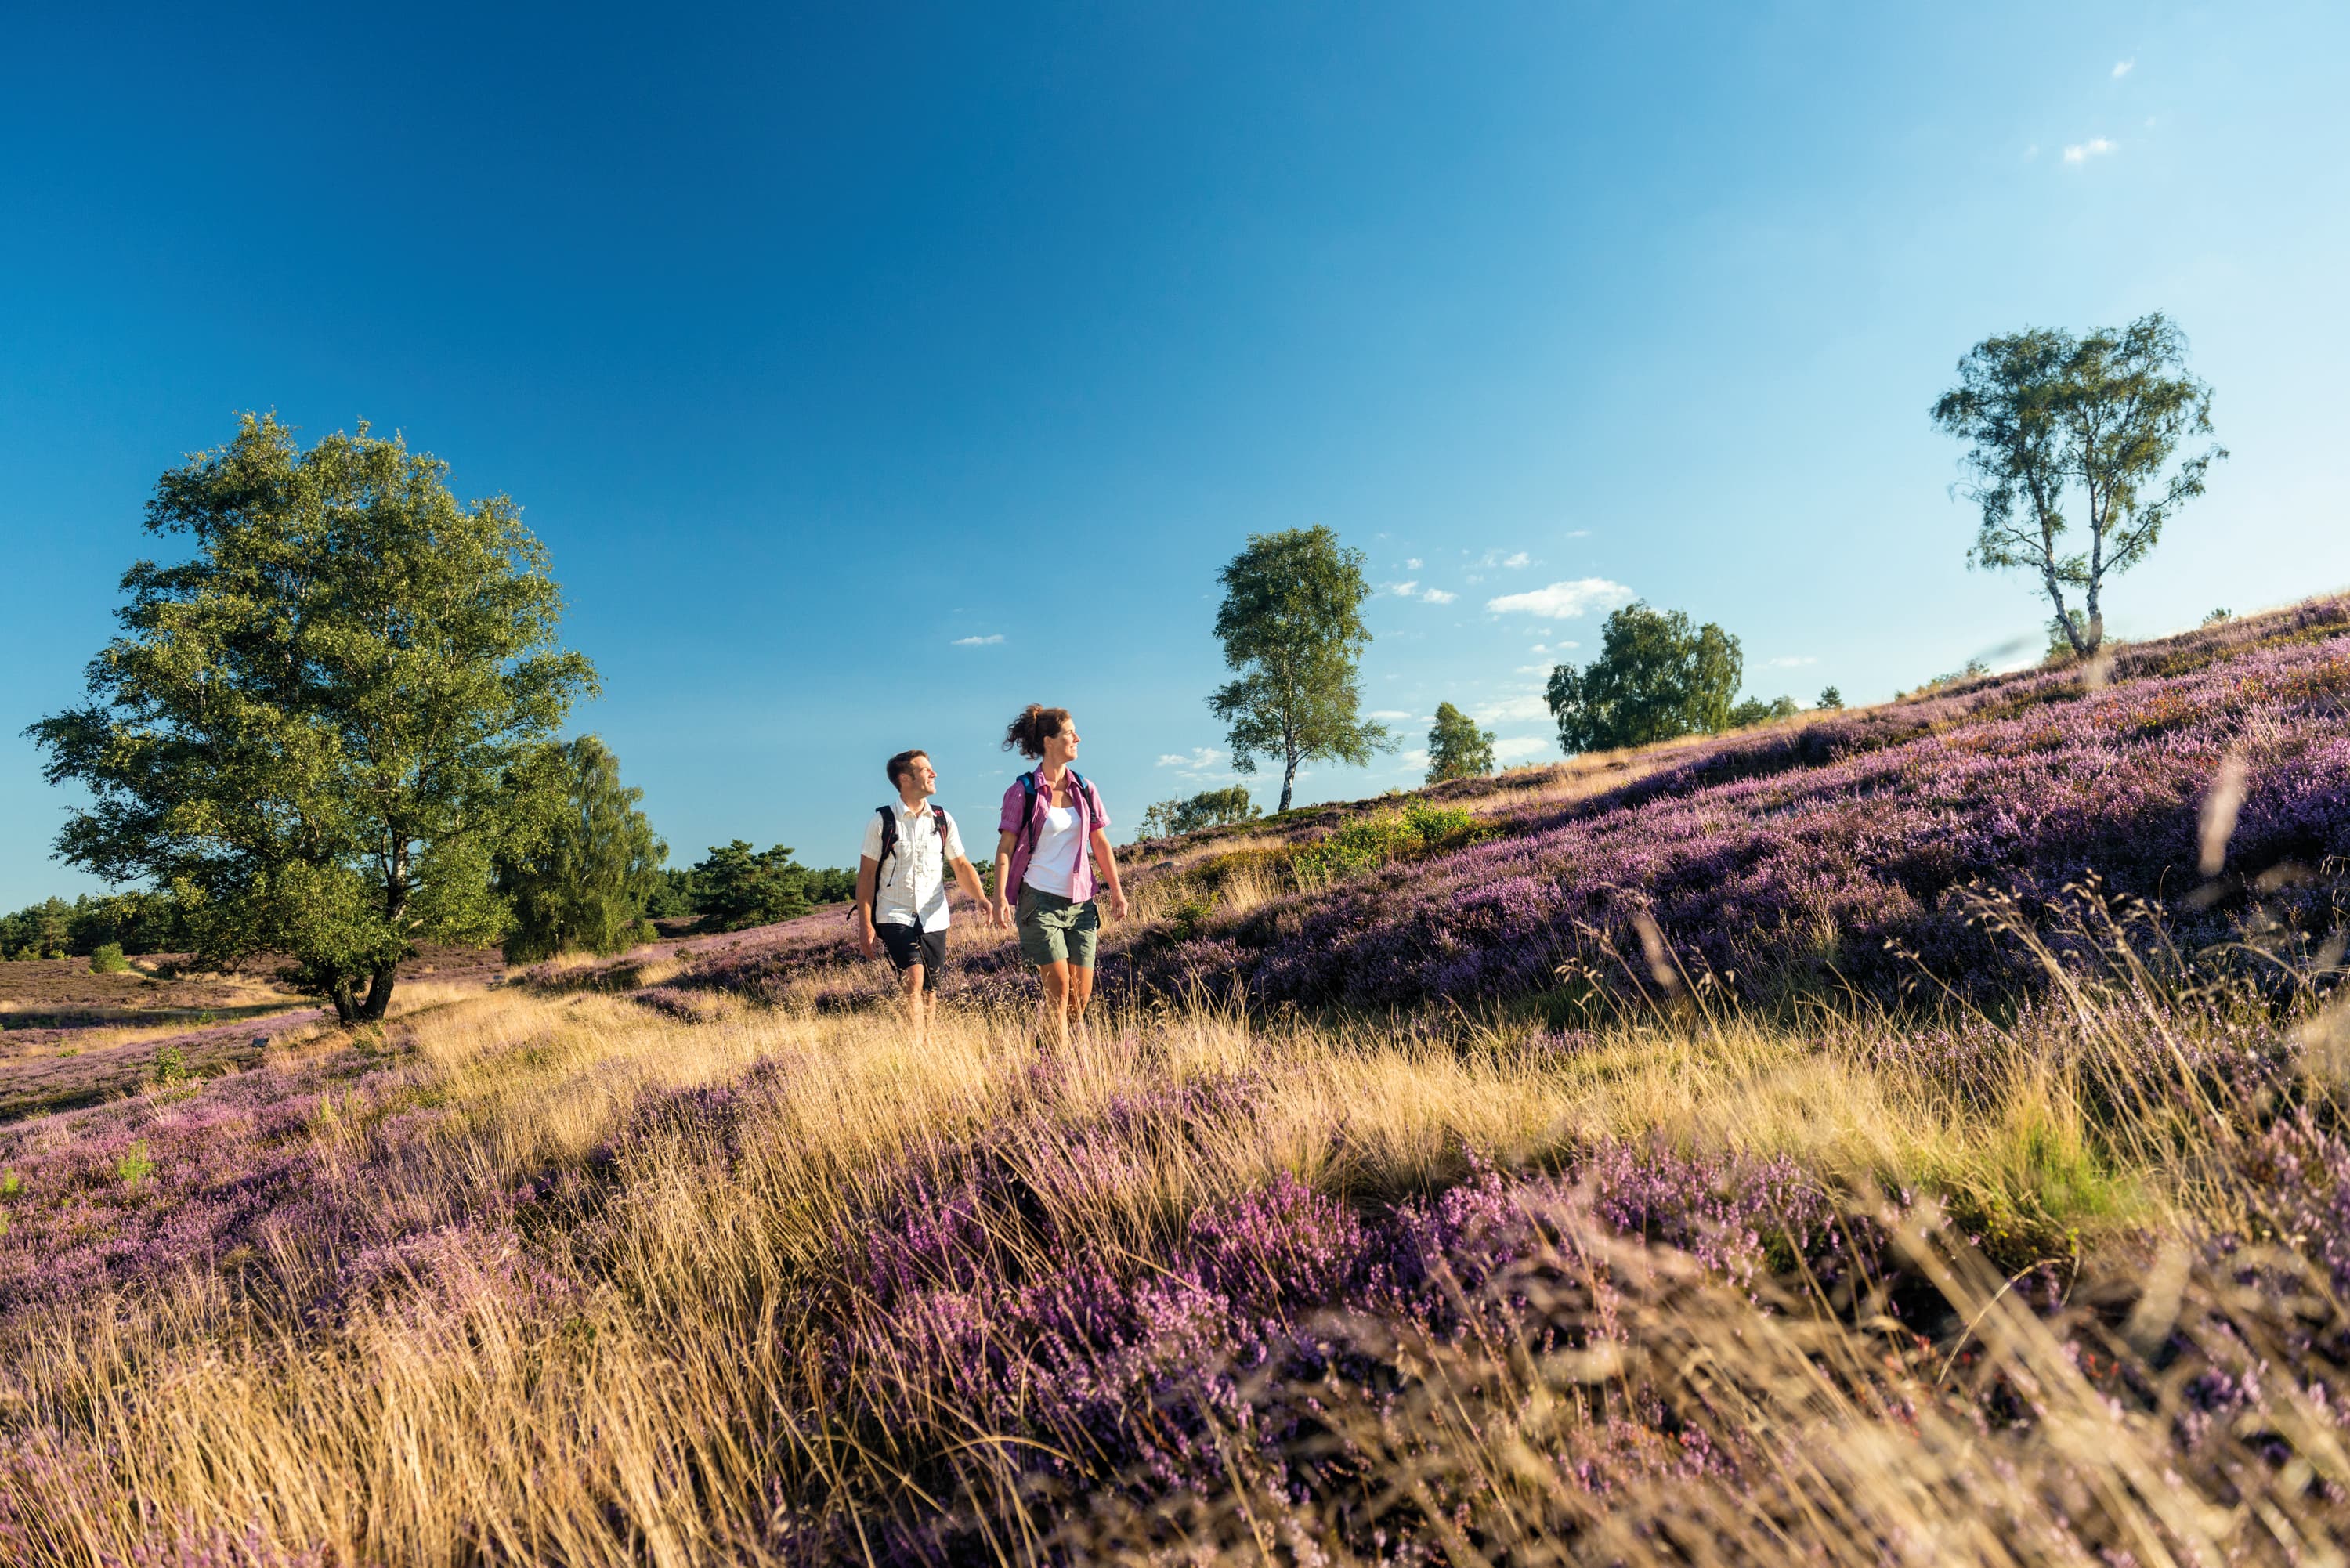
[1764,655,1817,669]
[951,634,1004,646]
[1385,580,1419,598]
[1473,549,1534,569]
[1564,529,1589,539]
[1421,587,1457,605]
[1386,580,1458,605]
[2063,137,2117,163]
[1486,578,1636,620]
[1157,746,1224,770]
[1473,693,1552,724]
[2112,58,2134,78]
[1405,557,1423,569]
[1491,734,1551,763]
[1367,710,1413,721]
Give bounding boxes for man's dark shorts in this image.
[876,922,948,992]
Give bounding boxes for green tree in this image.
[0,898,74,961]
[691,840,810,930]
[1545,603,1744,755]
[1726,695,1800,728]
[1137,785,1262,841]
[494,736,667,964]
[28,414,595,1023]
[1817,685,1844,710]
[1931,312,2225,657]
[1207,526,1394,812]
[1424,702,1495,783]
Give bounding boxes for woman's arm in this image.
[1088,830,1129,921]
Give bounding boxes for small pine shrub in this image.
[116,1141,155,1187]
[1169,898,1213,942]
[151,1046,189,1086]
[89,942,129,974]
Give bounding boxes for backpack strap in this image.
[1017,771,1041,861]
[1068,768,1092,836]
[873,805,899,891]
[931,806,951,860]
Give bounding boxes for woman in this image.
[991,704,1130,1047]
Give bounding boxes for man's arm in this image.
[1088,830,1130,921]
[990,830,1019,925]
[854,855,880,956]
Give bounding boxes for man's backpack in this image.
[1015,768,1091,862]
[874,803,951,892]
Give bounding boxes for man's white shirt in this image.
[861,800,967,932]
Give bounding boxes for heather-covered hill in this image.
[665,594,2350,1020]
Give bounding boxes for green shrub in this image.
[89,941,129,974]
[1291,801,1487,885]
[116,1141,155,1187]
[151,1046,189,1086]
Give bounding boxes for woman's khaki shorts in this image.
[1016,887,1100,969]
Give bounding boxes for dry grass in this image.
[5,957,2330,1566]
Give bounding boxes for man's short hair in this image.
[885,749,929,788]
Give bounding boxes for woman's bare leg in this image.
[1068,964,1096,1037]
[1036,960,1073,1050]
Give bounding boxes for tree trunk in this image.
[1278,751,1299,814]
[328,976,359,1026]
[358,963,397,1022]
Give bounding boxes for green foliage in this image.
[690,840,812,931]
[151,1046,188,1086]
[1424,702,1495,784]
[1290,800,1483,885]
[643,867,703,919]
[801,866,858,907]
[1207,526,1394,811]
[1817,685,1844,710]
[0,898,73,961]
[27,414,595,1024]
[116,1141,154,1187]
[1726,695,1801,729]
[494,736,667,964]
[2,891,192,962]
[1137,786,1261,842]
[1932,311,2225,657]
[2204,607,2232,627]
[1545,602,1744,755]
[88,942,129,974]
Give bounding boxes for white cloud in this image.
[1485,578,1636,620]
[1386,580,1419,597]
[1564,529,1589,538]
[1398,748,1430,770]
[1473,694,1552,724]
[1764,655,1817,669]
[1421,587,1457,605]
[1406,557,1423,569]
[2063,138,2117,162]
[1368,710,1412,721]
[1491,734,1552,762]
[2112,58,2134,78]
[2024,143,2040,161]
[1156,747,1226,771]
[1502,551,1530,569]
[1513,665,1546,675]
[1528,644,1547,654]
[951,634,1004,646]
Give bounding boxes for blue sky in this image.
[4,2,2346,909]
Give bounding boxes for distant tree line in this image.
[0,891,189,962]
[1137,786,1262,842]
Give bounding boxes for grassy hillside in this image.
[2,599,2347,1565]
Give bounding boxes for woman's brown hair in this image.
[1001,704,1072,760]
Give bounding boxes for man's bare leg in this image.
[902,964,927,1050]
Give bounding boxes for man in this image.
[855,749,995,1046]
